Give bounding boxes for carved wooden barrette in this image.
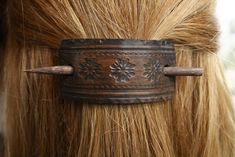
[25,39,203,104]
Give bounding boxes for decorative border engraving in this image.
[61,52,175,85]
[110,58,136,82]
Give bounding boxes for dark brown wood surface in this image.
[0,133,3,157]
[59,39,176,104]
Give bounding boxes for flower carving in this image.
[78,58,102,80]
[144,59,163,81]
[110,58,136,82]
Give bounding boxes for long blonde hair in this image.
[3,0,235,156]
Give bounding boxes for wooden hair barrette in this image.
[25,39,203,104]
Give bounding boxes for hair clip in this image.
[25,39,203,104]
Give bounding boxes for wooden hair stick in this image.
[25,66,203,76]
[164,67,203,76]
[24,66,74,75]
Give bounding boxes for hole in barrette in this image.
[67,64,76,76]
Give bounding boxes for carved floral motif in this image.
[144,59,163,81]
[110,58,136,82]
[78,58,102,80]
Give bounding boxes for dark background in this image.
[0,0,7,44]
[0,0,7,156]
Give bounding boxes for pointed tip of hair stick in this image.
[24,66,74,75]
